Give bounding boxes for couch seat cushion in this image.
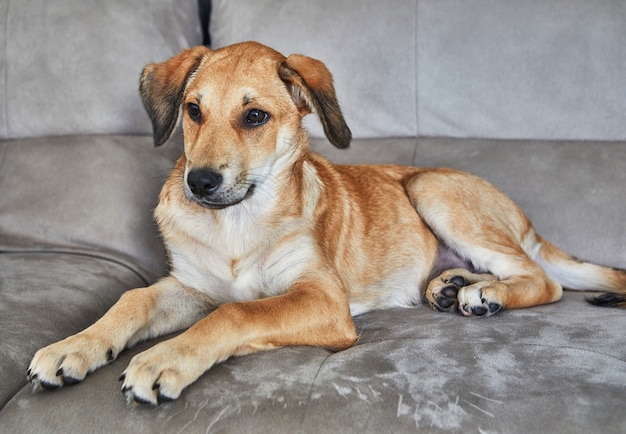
[0,135,178,281]
[0,252,147,409]
[0,292,624,433]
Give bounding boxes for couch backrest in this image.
[0,0,203,140]
[210,0,626,142]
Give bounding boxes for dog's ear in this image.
[279,55,352,149]
[139,46,210,146]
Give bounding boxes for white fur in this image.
[349,268,423,316]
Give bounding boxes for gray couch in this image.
[1,1,625,432]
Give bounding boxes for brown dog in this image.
[27,42,626,405]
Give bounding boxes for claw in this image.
[157,392,174,404]
[63,375,81,385]
[39,379,61,390]
[133,394,155,405]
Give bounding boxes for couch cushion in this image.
[0,1,7,139]
[0,252,146,410]
[0,135,179,281]
[1,292,624,433]
[0,0,202,139]
[210,0,418,140]
[210,0,626,142]
[417,0,626,140]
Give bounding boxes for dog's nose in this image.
[187,169,223,197]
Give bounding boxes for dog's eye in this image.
[187,103,201,122]
[244,109,269,127]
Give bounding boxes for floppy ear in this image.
[139,46,210,146]
[279,54,352,149]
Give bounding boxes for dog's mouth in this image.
[187,184,256,209]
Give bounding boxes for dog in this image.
[27,41,626,405]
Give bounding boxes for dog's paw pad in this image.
[429,291,459,312]
[446,276,469,288]
[440,285,459,299]
[469,305,488,316]
[488,302,502,315]
[435,296,457,310]
[435,286,458,310]
[427,274,472,313]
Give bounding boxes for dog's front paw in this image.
[120,339,208,405]
[28,334,117,390]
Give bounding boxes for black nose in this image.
[187,169,223,197]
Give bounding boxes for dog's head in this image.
[140,42,351,209]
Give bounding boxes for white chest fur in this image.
[162,202,317,306]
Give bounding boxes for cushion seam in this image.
[0,248,151,286]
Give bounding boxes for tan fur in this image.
[28,42,626,405]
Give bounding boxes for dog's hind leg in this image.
[405,169,563,316]
[424,266,561,316]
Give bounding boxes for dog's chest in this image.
[164,211,315,305]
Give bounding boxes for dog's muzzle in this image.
[185,168,255,209]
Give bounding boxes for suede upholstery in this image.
[1,0,202,139]
[1,1,625,433]
[210,0,626,141]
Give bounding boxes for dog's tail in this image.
[532,236,626,308]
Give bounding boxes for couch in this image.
[1,0,625,432]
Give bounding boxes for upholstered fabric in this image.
[0,0,202,139]
[2,291,624,433]
[0,1,7,139]
[0,135,177,281]
[210,0,419,140]
[1,0,625,432]
[416,0,626,140]
[210,0,626,142]
[0,253,146,409]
